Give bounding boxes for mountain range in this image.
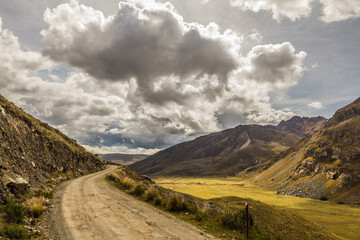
[130,116,326,176]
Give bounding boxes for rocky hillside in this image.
[275,116,326,137]
[0,95,104,201]
[130,125,301,176]
[248,97,360,205]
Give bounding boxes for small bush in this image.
[144,187,159,202]
[3,196,25,224]
[106,174,135,190]
[119,177,135,190]
[185,202,200,214]
[154,195,164,206]
[220,209,253,231]
[195,208,208,221]
[166,194,187,212]
[26,196,46,219]
[130,184,146,196]
[1,223,29,239]
[319,195,328,201]
[30,204,44,218]
[106,174,116,182]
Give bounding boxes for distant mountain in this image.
[0,95,104,200]
[130,116,326,176]
[248,97,360,205]
[99,153,148,165]
[130,125,300,176]
[275,116,326,137]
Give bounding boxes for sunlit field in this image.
[155,177,360,240]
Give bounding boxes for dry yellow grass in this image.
[155,176,360,240]
[25,196,46,218]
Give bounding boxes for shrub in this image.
[154,195,164,206]
[3,196,25,224]
[195,208,208,221]
[130,184,146,196]
[30,204,44,218]
[166,194,187,212]
[119,177,135,190]
[1,223,28,239]
[106,174,116,182]
[144,187,159,202]
[26,197,46,219]
[106,174,135,190]
[220,209,253,231]
[185,202,200,214]
[319,195,328,201]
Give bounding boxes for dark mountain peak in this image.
[276,115,327,137]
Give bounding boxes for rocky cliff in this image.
[0,95,104,201]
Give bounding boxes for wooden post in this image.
[245,202,249,239]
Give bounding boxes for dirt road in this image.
[43,166,217,240]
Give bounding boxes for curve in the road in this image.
[58,166,218,240]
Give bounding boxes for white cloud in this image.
[320,0,360,22]
[41,0,240,100]
[0,1,308,153]
[229,0,314,22]
[241,42,307,89]
[83,144,161,155]
[308,101,323,109]
[227,0,360,22]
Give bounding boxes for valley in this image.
[155,176,360,240]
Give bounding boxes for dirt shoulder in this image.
[39,166,217,240]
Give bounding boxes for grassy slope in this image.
[107,166,336,240]
[156,177,360,240]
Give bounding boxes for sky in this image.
[0,0,359,154]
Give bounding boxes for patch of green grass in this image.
[220,209,252,231]
[1,223,29,239]
[3,196,26,224]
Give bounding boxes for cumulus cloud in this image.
[241,42,307,89]
[41,1,239,103]
[0,0,309,153]
[320,0,360,22]
[308,101,323,109]
[229,0,314,21]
